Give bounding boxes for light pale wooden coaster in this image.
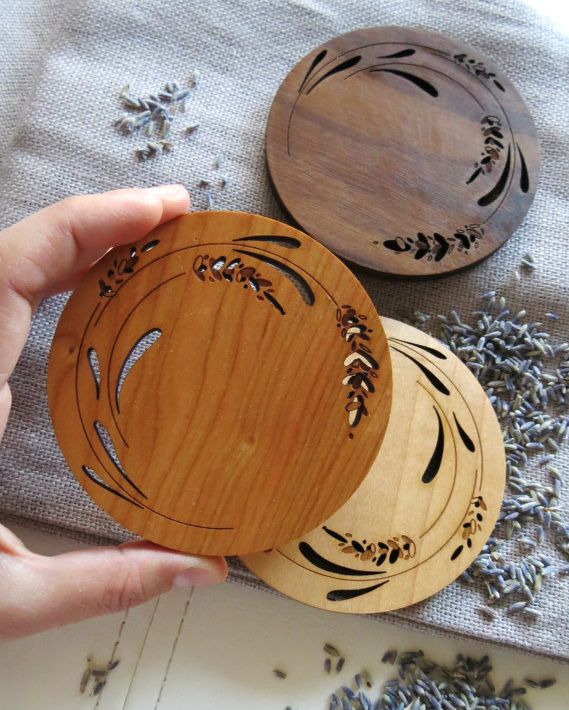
[47,211,392,556]
[242,318,505,612]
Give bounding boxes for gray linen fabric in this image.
[0,0,567,661]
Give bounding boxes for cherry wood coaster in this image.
[47,211,392,556]
[242,318,505,613]
[266,27,540,278]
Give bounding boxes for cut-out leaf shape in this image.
[484,127,503,138]
[373,68,438,97]
[478,145,511,207]
[493,80,505,92]
[517,144,529,193]
[233,235,301,249]
[389,547,400,564]
[384,238,411,253]
[343,349,379,370]
[87,347,101,399]
[466,167,482,185]
[323,526,349,543]
[453,413,476,452]
[306,55,362,95]
[347,403,365,428]
[264,292,286,315]
[377,49,416,58]
[141,239,160,253]
[115,328,162,412]
[299,542,383,576]
[298,48,327,93]
[93,420,147,498]
[451,544,464,561]
[454,231,471,249]
[433,233,449,262]
[327,581,388,602]
[422,406,444,483]
[81,465,143,508]
[390,339,448,360]
[98,279,113,298]
[393,348,450,395]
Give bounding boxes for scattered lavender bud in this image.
[382,649,398,664]
[324,643,340,657]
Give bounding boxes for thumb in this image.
[0,539,227,640]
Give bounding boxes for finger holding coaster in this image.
[242,318,506,613]
[47,212,392,556]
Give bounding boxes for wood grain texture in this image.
[47,211,392,556]
[242,318,506,612]
[266,26,540,278]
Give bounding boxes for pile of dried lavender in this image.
[323,649,555,710]
[114,72,200,160]
[412,290,568,619]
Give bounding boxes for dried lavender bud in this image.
[92,680,106,696]
[79,657,92,695]
[324,643,340,657]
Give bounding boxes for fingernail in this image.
[173,566,224,589]
[143,184,189,201]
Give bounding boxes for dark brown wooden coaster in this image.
[47,211,392,556]
[266,27,540,278]
[242,318,506,613]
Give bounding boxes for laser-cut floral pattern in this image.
[337,306,379,435]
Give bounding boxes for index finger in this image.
[0,185,189,387]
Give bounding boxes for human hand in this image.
[0,186,227,639]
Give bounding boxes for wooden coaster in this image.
[266,27,540,277]
[242,318,505,612]
[47,211,392,556]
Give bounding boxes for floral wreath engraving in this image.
[98,239,160,298]
[452,53,505,92]
[297,525,416,602]
[192,253,285,315]
[467,116,504,185]
[450,495,487,561]
[380,224,485,262]
[323,526,416,568]
[337,305,379,436]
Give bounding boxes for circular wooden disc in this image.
[266,27,540,277]
[242,318,505,612]
[47,211,392,556]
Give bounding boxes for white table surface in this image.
[0,523,566,709]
